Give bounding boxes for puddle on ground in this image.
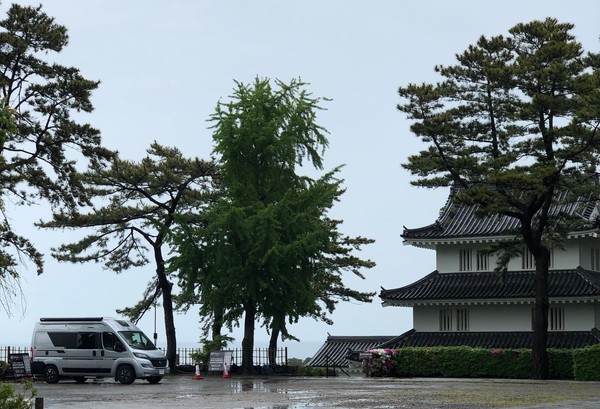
[233,404,324,409]
[231,380,289,394]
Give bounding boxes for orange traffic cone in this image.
[193,362,203,380]
[222,361,230,378]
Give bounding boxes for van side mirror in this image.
[114,342,125,352]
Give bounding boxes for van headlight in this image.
[133,352,150,359]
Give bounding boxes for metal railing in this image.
[1,346,288,367]
[166,347,288,366]
[323,354,350,377]
[0,346,29,363]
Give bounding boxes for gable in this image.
[402,189,600,248]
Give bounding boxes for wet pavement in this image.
[12,374,600,408]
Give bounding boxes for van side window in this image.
[48,332,77,348]
[102,332,118,351]
[77,332,98,349]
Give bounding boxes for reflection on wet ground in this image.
[22,375,600,409]
[231,379,277,393]
[229,379,325,408]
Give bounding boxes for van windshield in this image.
[118,331,157,350]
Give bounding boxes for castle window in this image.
[439,309,452,332]
[476,251,489,271]
[522,247,554,270]
[459,249,472,271]
[522,247,535,270]
[549,306,565,331]
[456,309,470,331]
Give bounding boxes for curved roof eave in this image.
[382,296,600,308]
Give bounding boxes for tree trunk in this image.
[241,301,256,375]
[155,248,177,373]
[268,327,280,366]
[532,250,550,379]
[161,282,177,373]
[212,310,223,341]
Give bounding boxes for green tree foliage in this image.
[39,143,218,371]
[173,78,375,374]
[0,381,36,409]
[397,18,600,379]
[0,4,113,315]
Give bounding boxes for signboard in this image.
[359,352,374,360]
[208,350,233,372]
[8,353,32,379]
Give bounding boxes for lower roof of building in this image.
[380,267,600,306]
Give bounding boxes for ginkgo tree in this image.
[172,78,375,374]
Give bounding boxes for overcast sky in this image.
[3,1,600,359]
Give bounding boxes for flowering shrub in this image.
[362,348,397,377]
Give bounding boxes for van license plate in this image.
[159,369,165,375]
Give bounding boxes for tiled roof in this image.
[380,267,600,305]
[403,189,598,242]
[307,335,395,367]
[381,328,600,349]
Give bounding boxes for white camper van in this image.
[31,317,169,384]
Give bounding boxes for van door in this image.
[63,332,102,375]
[98,332,126,375]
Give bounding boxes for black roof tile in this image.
[403,189,598,241]
[380,267,600,304]
[383,328,600,349]
[307,335,396,367]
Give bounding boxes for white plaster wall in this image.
[413,306,440,331]
[435,245,455,273]
[470,304,532,331]
[435,238,590,273]
[413,303,598,332]
[578,237,600,270]
[565,303,596,331]
[436,244,498,273]
[552,241,579,270]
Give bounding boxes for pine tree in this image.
[397,18,600,379]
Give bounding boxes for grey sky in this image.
[3,1,599,358]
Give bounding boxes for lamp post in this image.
[153,302,160,345]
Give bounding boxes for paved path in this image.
[13,375,600,408]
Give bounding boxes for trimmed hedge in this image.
[573,344,600,381]
[364,347,576,379]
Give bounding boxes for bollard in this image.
[193,362,203,380]
[222,361,230,378]
[35,397,43,409]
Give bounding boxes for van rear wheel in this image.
[116,365,136,384]
[73,376,87,383]
[43,365,60,384]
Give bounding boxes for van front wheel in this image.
[146,376,162,384]
[43,365,60,384]
[116,365,136,385]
